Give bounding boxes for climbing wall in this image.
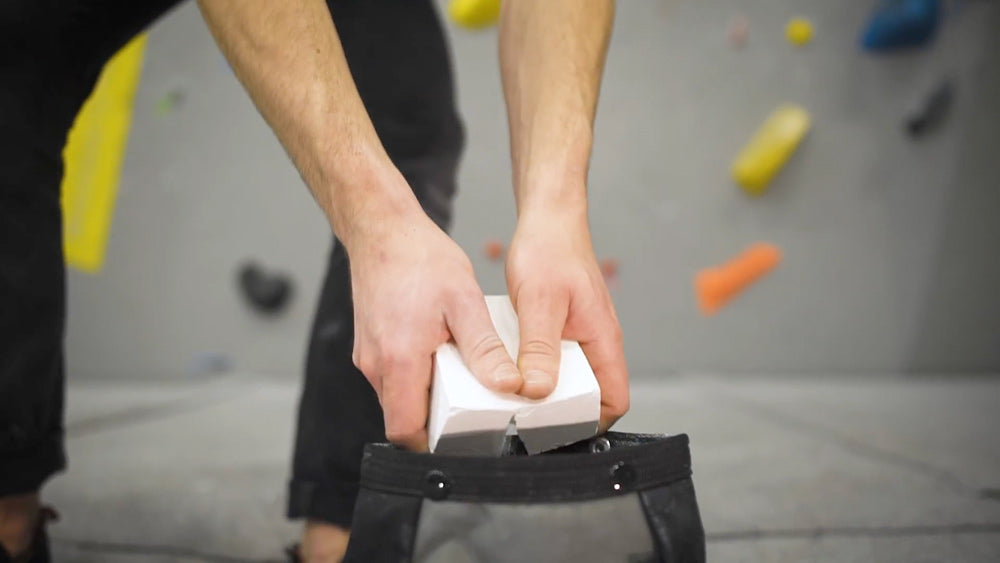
[64,0,1000,380]
[450,0,1000,374]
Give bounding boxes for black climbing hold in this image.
[906,79,954,138]
[238,261,293,315]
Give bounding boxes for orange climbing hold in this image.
[695,243,781,315]
[600,258,620,281]
[484,239,505,261]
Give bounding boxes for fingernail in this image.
[525,370,551,385]
[522,370,554,396]
[494,365,521,387]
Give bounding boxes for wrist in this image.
[515,203,591,249]
[320,164,424,253]
[512,130,592,223]
[515,172,589,228]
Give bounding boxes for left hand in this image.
[505,205,630,432]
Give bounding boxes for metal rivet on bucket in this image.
[609,461,636,493]
[590,436,612,454]
[424,469,452,500]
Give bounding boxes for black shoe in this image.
[0,507,56,563]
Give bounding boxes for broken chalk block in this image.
[906,79,954,138]
[861,0,940,52]
[695,243,781,315]
[731,105,811,196]
[785,17,814,47]
[428,296,600,456]
[448,0,501,30]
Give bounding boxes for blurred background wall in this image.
[65,0,1000,380]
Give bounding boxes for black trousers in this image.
[0,0,463,529]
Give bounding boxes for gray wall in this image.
[66,0,1000,380]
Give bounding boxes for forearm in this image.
[499,0,614,220]
[196,0,419,247]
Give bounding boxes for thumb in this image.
[514,289,568,399]
[445,291,523,393]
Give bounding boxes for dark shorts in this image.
[0,0,463,529]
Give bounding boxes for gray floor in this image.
[45,375,1000,562]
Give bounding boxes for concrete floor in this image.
[45,375,1000,562]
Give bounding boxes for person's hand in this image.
[506,206,629,431]
[348,206,522,451]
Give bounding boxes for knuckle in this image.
[360,368,380,391]
[451,284,484,309]
[520,337,560,360]
[444,253,475,280]
[353,350,375,376]
[385,423,421,445]
[606,395,630,419]
[610,324,625,346]
[517,282,555,304]
[373,333,417,370]
[384,428,411,445]
[391,329,422,352]
[461,257,476,275]
[381,351,415,376]
[469,333,507,362]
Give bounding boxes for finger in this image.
[445,292,522,394]
[379,352,432,452]
[579,324,630,432]
[353,347,383,398]
[514,288,568,399]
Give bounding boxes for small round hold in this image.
[609,461,637,493]
[600,258,620,281]
[785,17,814,46]
[484,239,505,261]
[449,0,501,30]
[590,436,612,454]
[424,469,452,500]
[238,262,293,315]
[155,89,185,116]
[728,16,749,48]
[189,352,232,375]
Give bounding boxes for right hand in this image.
[347,206,523,451]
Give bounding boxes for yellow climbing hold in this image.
[785,17,814,46]
[448,0,501,30]
[731,105,811,196]
[62,34,147,273]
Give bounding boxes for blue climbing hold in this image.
[861,0,941,52]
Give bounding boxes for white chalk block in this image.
[428,295,600,455]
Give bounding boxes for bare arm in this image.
[197,0,522,450]
[196,0,409,246]
[500,1,630,430]
[500,0,613,217]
